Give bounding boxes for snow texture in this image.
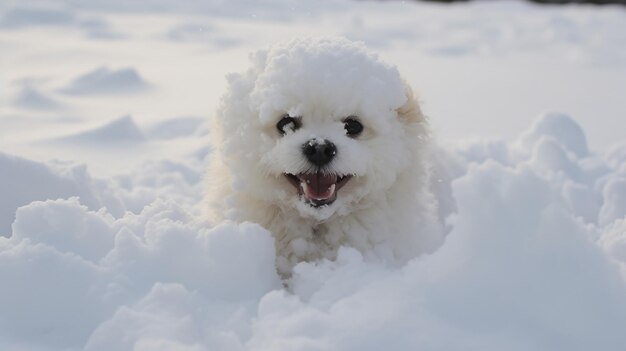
[61,67,149,95]
[146,116,207,140]
[52,115,146,145]
[2,113,626,350]
[0,153,122,237]
[1,0,626,350]
[248,37,406,125]
[13,86,64,111]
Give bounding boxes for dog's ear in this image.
[396,81,425,124]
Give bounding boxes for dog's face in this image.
[216,38,424,221]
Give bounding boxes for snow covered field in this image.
[1,0,626,350]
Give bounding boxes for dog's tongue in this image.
[299,172,337,200]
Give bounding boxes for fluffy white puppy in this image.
[207,37,442,275]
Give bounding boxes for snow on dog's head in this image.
[209,37,426,222]
[206,37,440,273]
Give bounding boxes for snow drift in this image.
[2,1,626,348]
[1,113,626,350]
[52,115,146,145]
[61,67,149,95]
[13,86,64,111]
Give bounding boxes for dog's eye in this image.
[277,115,301,135]
[343,117,363,137]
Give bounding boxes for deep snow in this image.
[2,113,626,350]
[1,0,626,350]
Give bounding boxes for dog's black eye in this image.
[277,115,301,135]
[343,117,363,137]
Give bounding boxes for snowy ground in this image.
[1,0,626,350]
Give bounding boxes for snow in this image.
[520,112,589,158]
[146,116,206,140]
[0,153,123,237]
[600,177,626,227]
[247,37,406,125]
[13,86,64,111]
[53,115,146,144]
[2,113,626,350]
[1,199,279,349]
[0,5,75,29]
[60,67,149,96]
[1,0,626,350]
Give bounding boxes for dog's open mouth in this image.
[284,172,352,207]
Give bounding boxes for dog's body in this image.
[206,38,442,275]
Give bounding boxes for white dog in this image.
[206,37,442,275]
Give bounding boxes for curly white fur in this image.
[206,37,442,275]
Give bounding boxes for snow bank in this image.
[0,153,122,237]
[0,150,206,237]
[249,37,406,125]
[53,115,146,145]
[1,114,626,350]
[520,112,589,158]
[1,199,280,349]
[61,67,149,95]
[13,86,64,111]
[146,116,206,140]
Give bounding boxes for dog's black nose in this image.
[302,139,337,167]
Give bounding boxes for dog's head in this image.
[214,37,427,221]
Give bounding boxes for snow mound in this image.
[520,112,589,158]
[269,159,626,349]
[61,67,149,95]
[2,113,626,350]
[13,86,64,110]
[1,199,280,349]
[54,115,145,144]
[146,116,206,140]
[0,153,123,237]
[607,142,626,168]
[600,178,626,227]
[249,37,406,124]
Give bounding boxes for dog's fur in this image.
[206,38,442,275]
